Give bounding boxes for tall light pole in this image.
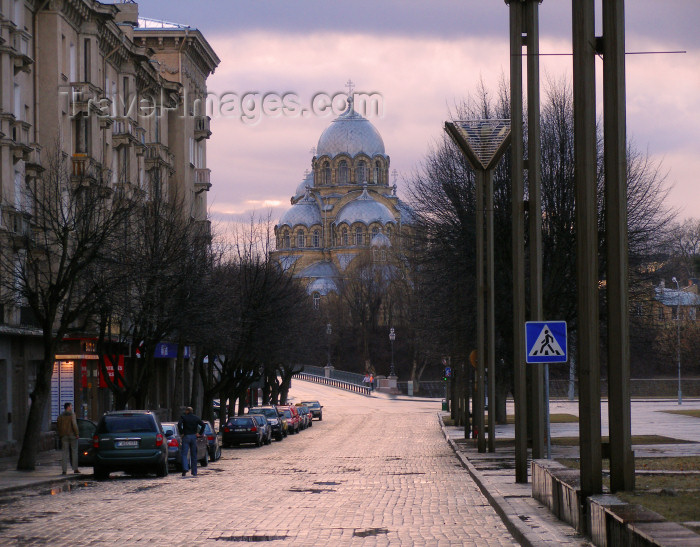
[326,322,332,367]
[389,327,396,377]
[672,277,682,405]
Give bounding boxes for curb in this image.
[0,473,88,496]
[439,413,537,547]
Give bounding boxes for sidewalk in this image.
[0,449,88,495]
[441,416,594,547]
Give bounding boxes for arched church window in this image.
[355,227,363,246]
[357,161,366,184]
[374,161,382,184]
[342,227,348,246]
[323,161,331,185]
[297,230,305,248]
[283,230,290,248]
[312,292,320,310]
[372,226,379,238]
[339,160,348,184]
[386,226,392,240]
[312,229,320,248]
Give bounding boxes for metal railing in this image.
[295,372,371,396]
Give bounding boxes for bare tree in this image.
[0,146,131,470]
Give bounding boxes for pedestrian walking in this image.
[369,374,374,391]
[363,374,370,387]
[177,406,205,477]
[56,402,80,475]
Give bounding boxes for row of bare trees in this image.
[0,149,313,470]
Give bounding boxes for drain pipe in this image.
[32,0,51,144]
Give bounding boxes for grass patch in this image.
[551,435,692,446]
[661,409,700,419]
[557,456,700,472]
[616,490,700,524]
[505,413,579,424]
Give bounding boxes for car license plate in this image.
[115,440,138,448]
[234,428,245,432]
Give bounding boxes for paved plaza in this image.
[0,383,518,546]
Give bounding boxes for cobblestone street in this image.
[0,383,517,546]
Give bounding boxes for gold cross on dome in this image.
[345,79,355,96]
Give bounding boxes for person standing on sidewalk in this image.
[177,406,205,478]
[56,402,80,475]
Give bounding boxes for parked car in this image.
[248,406,284,441]
[295,405,312,428]
[92,410,168,479]
[222,416,264,447]
[277,406,300,434]
[248,414,272,445]
[203,421,222,461]
[300,400,323,421]
[161,422,208,470]
[76,418,96,467]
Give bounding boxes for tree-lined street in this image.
[0,383,517,546]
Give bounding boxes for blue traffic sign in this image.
[445,367,452,377]
[525,321,567,364]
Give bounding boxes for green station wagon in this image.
[92,410,168,480]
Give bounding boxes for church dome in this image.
[335,187,396,226]
[316,98,386,159]
[278,192,321,228]
[294,170,314,199]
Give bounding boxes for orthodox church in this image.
[272,94,414,306]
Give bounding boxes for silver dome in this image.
[278,193,321,228]
[306,277,339,296]
[335,188,396,227]
[316,98,386,159]
[294,170,314,199]
[297,261,339,279]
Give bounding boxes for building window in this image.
[357,160,366,184]
[372,226,379,238]
[342,227,348,246]
[355,227,363,246]
[312,293,320,310]
[323,161,331,185]
[339,160,348,184]
[283,230,290,249]
[297,230,305,248]
[690,307,697,321]
[312,230,320,248]
[374,161,382,184]
[386,226,392,240]
[672,305,679,321]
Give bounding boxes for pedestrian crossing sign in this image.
[525,321,567,363]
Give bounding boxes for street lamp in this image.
[389,327,396,377]
[326,322,332,367]
[672,277,682,405]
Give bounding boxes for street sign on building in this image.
[525,321,567,364]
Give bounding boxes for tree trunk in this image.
[16,355,54,471]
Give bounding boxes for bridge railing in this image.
[295,372,371,396]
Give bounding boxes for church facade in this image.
[272,95,414,306]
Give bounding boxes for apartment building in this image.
[0,0,219,452]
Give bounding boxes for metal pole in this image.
[476,170,486,453]
[486,169,496,453]
[524,0,545,461]
[508,0,528,483]
[673,277,682,405]
[573,0,602,497]
[603,0,634,492]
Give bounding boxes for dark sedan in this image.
[222,416,264,447]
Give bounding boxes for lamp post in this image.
[389,327,396,377]
[326,322,332,367]
[672,277,682,405]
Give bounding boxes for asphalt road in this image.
[0,382,518,546]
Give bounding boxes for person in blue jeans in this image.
[177,406,205,477]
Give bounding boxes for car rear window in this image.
[204,423,213,435]
[250,408,276,419]
[97,415,157,434]
[162,424,178,435]
[303,402,320,409]
[228,418,252,427]
[77,420,95,438]
[282,410,292,418]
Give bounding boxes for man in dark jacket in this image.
[57,402,80,475]
[177,407,205,477]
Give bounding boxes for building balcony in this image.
[69,82,104,116]
[194,167,211,192]
[194,115,211,141]
[71,154,106,184]
[112,117,146,152]
[25,146,43,178]
[1,205,32,243]
[11,120,32,162]
[144,142,174,171]
[12,30,33,74]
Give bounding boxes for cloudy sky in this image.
[135,1,700,225]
